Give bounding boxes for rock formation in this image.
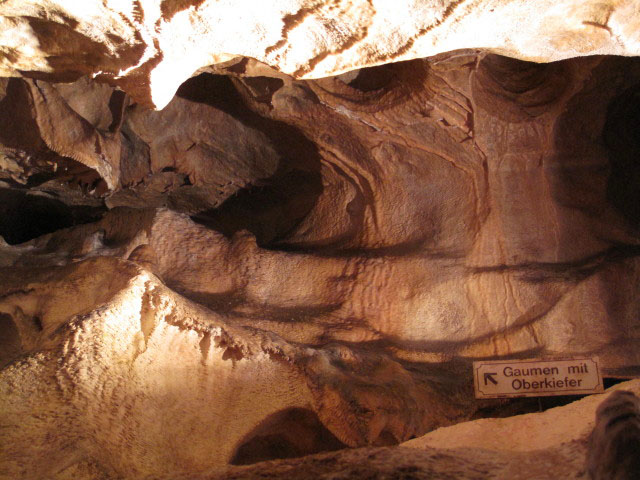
[586,390,640,479]
[2,0,640,107]
[207,380,640,480]
[1,1,640,479]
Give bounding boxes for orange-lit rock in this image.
[1,6,640,479]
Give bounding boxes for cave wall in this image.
[2,0,640,107]
[1,2,640,479]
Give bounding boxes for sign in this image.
[473,357,603,399]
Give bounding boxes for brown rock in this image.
[1,1,640,107]
[1,6,640,479]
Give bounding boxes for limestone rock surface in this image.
[177,380,640,479]
[1,6,640,479]
[0,245,466,478]
[5,52,640,370]
[1,0,640,107]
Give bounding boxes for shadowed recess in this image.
[472,53,569,120]
[603,84,640,228]
[342,63,396,92]
[0,188,105,244]
[178,73,323,247]
[0,314,22,369]
[230,408,347,465]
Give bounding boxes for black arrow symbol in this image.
[484,372,498,386]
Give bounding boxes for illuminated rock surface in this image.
[2,2,640,479]
[1,0,640,107]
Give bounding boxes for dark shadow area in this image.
[344,63,396,92]
[177,73,323,247]
[0,79,46,150]
[0,314,22,369]
[603,84,640,229]
[552,56,640,224]
[0,188,105,244]
[163,287,245,314]
[230,408,346,465]
[273,236,432,258]
[191,167,321,247]
[119,122,152,188]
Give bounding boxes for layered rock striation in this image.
[1,2,640,479]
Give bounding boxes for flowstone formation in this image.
[1,2,640,480]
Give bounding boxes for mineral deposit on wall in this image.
[1,1,640,479]
[1,0,640,107]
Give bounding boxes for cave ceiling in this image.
[1,1,640,479]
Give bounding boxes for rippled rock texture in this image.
[1,30,640,480]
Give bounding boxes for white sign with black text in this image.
[473,357,603,399]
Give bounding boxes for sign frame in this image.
[473,356,604,399]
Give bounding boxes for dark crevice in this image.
[191,168,322,247]
[119,122,152,188]
[0,187,105,244]
[344,63,396,92]
[0,314,22,369]
[0,79,46,150]
[107,89,128,133]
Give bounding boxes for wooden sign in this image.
[473,357,603,399]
